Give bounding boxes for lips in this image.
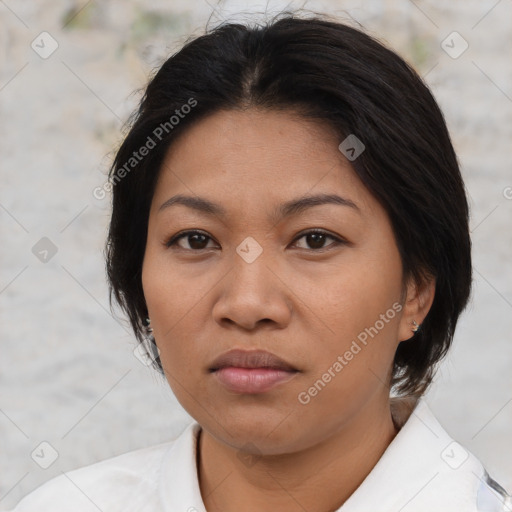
[209,349,299,394]
[209,349,298,372]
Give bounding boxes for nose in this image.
[212,245,292,331]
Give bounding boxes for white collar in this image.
[158,398,495,512]
[340,397,486,511]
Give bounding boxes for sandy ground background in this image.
[1,0,511,509]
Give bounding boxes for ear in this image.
[397,273,436,342]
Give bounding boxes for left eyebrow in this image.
[157,193,360,221]
[275,193,360,220]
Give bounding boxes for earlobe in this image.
[398,274,436,342]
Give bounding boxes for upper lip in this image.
[209,349,298,372]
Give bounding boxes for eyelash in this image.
[164,229,345,252]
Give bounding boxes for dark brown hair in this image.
[105,12,472,397]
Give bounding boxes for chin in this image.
[201,406,309,454]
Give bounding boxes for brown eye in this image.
[293,230,344,250]
[166,230,216,250]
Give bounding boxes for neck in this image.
[197,394,400,512]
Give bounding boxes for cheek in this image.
[315,251,402,329]
[142,245,203,329]
[298,271,403,425]
[142,249,185,354]
[141,248,212,381]
[307,248,403,378]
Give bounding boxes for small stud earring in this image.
[412,320,420,333]
[145,317,153,333]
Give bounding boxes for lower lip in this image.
[213,367,298,393]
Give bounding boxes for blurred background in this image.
[1,0,511,508]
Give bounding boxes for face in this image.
[142,108,416,455]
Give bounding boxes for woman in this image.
[9,12,511,512]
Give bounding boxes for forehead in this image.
[151,108,376,218]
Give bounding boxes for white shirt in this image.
[7,397,512,512]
